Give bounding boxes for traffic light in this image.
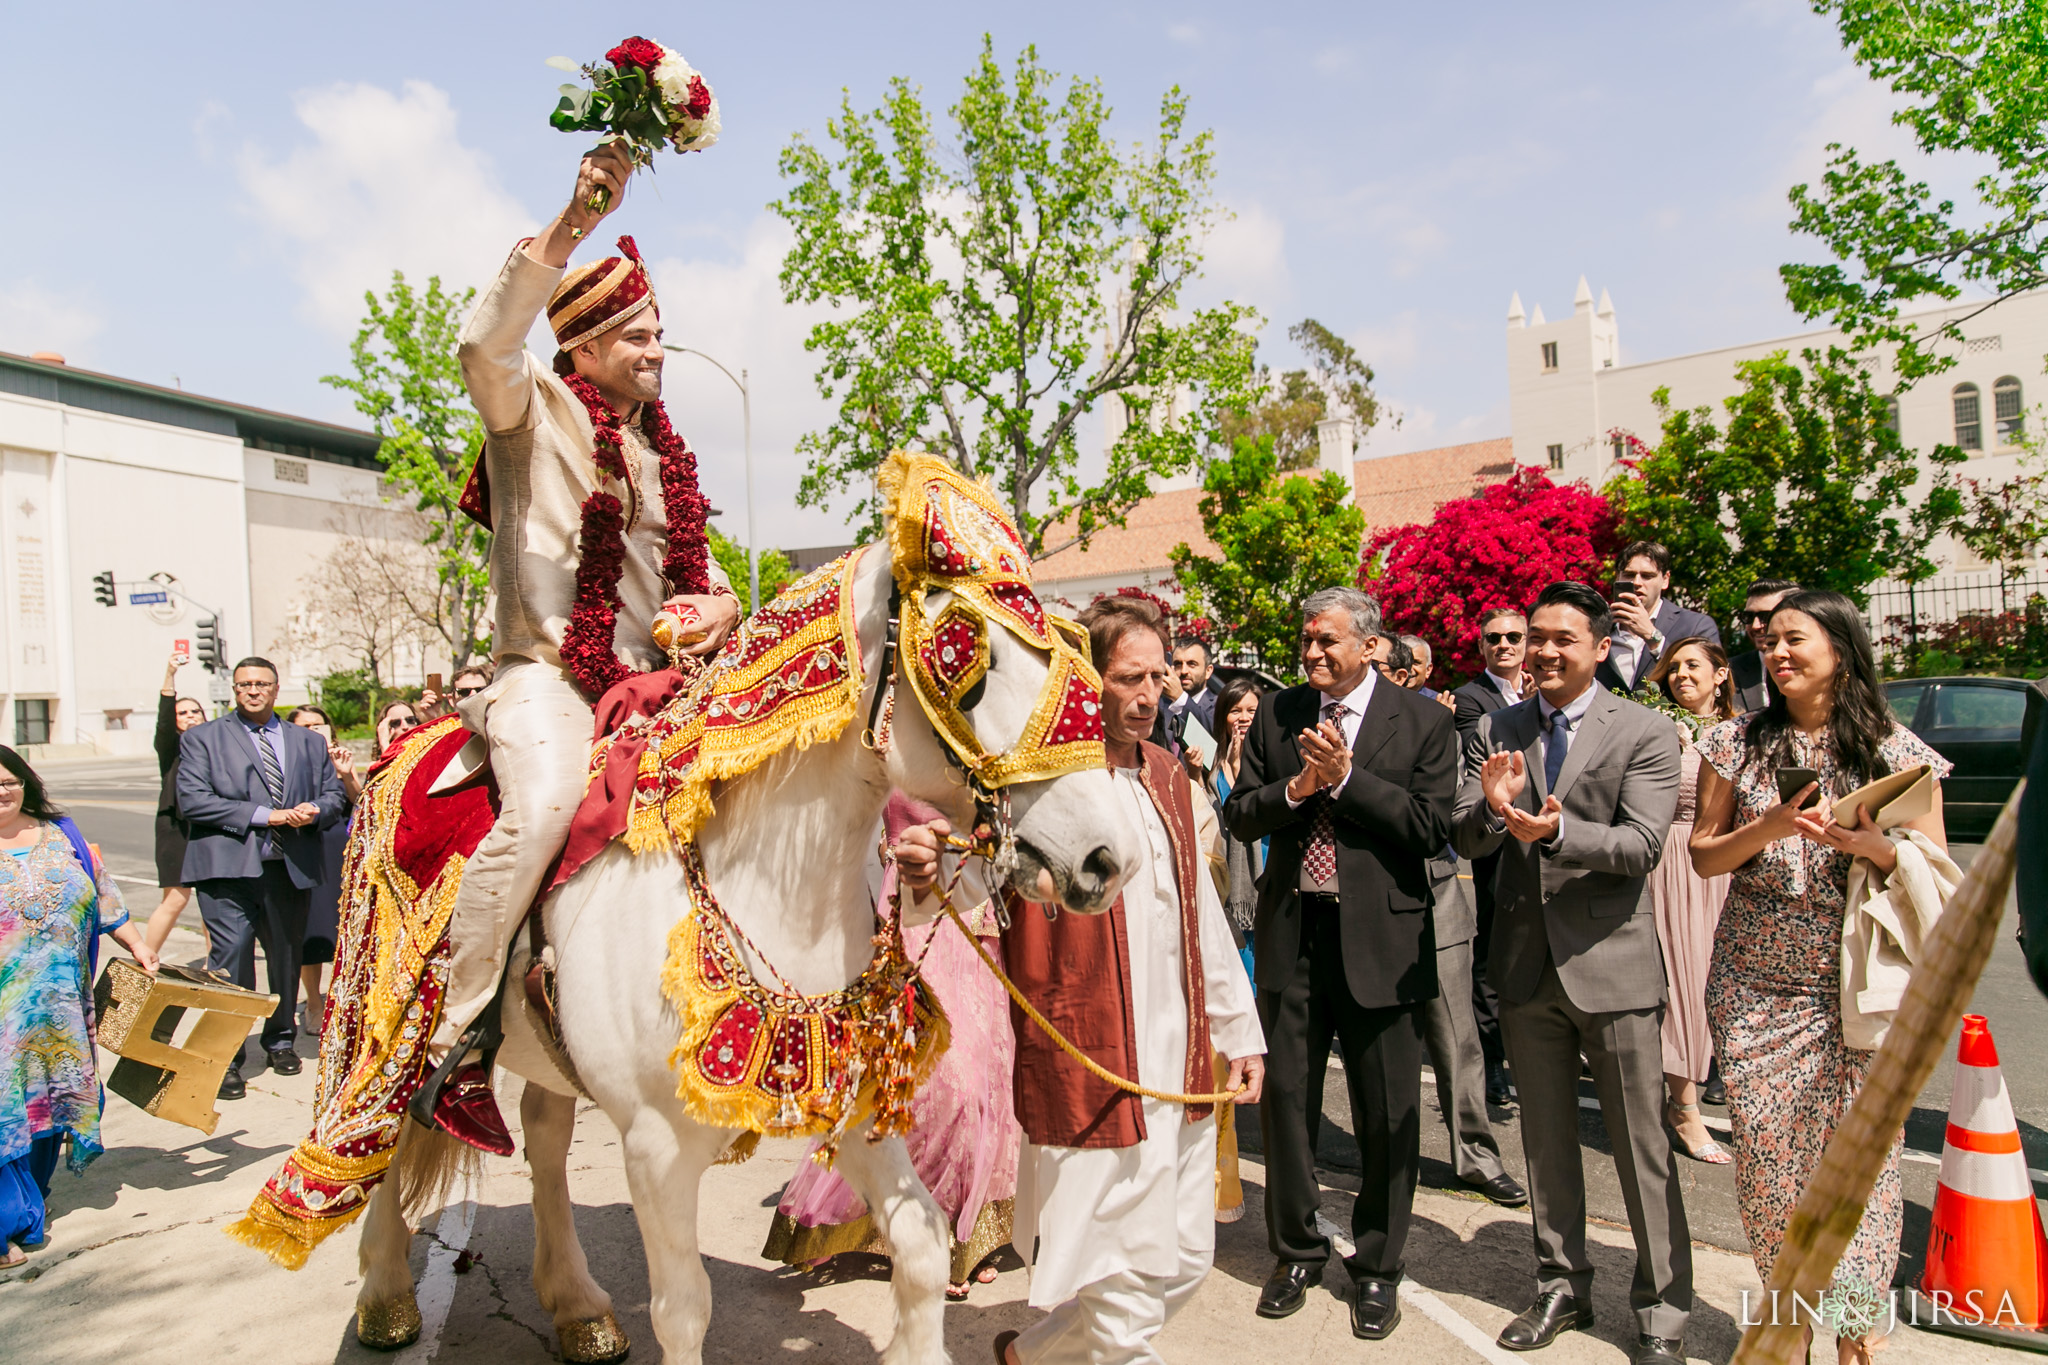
[92,570,116,607]
[194,616,224,673]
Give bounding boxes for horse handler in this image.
[421,141,736,1153]
[897,594,1264,1365]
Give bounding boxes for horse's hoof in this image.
[559,1312,630,1362]
[355,1296,423,1351]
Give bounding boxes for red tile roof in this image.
[1034,437,1515,585]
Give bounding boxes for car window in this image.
[1930,683,2027,733]
[1885,682,1927,728]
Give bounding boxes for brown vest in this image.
[1001,742,1214,1149]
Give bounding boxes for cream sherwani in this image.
[436,241,729,1051]
[1014,767,1264,1365]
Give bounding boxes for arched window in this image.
[1954,382,1982,450]
[1995,376,2024,445]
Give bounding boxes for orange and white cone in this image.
[1910,1014,2048,1343]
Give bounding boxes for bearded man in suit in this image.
[1593,541,1719,695]
[1453,581,1690,1365]
[1224,586,1457,1341]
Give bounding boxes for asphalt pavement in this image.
[10,756,2041,1364]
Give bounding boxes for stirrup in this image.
[408,993,510,1154]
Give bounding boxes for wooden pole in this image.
[1731,782,2025,1363]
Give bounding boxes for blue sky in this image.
[1,3,1919,548]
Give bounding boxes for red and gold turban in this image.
[548,235,657,354]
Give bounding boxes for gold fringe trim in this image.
[223,1187,367,1271]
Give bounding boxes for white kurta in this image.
[1016,766,1264,1310]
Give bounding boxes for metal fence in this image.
[1862,568,2048,671]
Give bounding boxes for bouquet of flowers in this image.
[547,37,721,211]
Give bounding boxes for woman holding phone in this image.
[1688,591,1949,1364]
[144,647,211,958]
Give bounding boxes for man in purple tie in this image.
[1223,587,1459,1341]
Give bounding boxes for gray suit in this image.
[1420,853,1507,1183]
[1453,684,1691,1338]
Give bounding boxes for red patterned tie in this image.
[1303,701,1341,886]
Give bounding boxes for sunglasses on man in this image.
[1482,631,1525,646]
[1739,610,1775,627]
[453,685,487,700]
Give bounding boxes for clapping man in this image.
[1452,583,1690,1365]
[178,658,348,1099]
[1225,587,1456,1341]
[1595,541,1719,695]
[1729,578,1798,712]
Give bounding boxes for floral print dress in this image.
[0,823,127,1174]
[1698,716,1950,1338]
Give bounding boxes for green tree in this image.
[1168,436,1366,679]
[1784,0,2048,382]
[323,272,492,667]
[709,527,795,613]
[772,38,1260,557]
[1604,348,1956,628]
[1220,319,1389,470]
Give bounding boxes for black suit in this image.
[1452,675,1520,1072]
[1593,598,1721,695]
[1730,649,1773,714]
[1224,674,1457,1286]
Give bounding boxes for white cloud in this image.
[0,281,102,361]
[1347,311,1421,369]
[1199,201,1289,307]
[648,218,853,551]
[1357,393,1506,458]
[1167,23,1201,44]
[238,81,535,335]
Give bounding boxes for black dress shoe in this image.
[1486,1061,1513,1107]
[1350,1278,1401,1339]
[1463,1171,1530,1208]
[1497,1289,1593,1351]
[217,1063,246,1101]
[266,1049,302,1076]
[1700,1060,1727,1107]
[1255,1261,1323,1319]
[1631,1335,1685,1365]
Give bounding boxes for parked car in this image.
[1884,675,2045,842]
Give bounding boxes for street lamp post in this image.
[662,346,755,610]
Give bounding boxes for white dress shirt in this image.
[1282,665,1377,810]
[1484,669,1521,703]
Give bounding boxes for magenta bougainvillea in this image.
[1361,467,1621,685]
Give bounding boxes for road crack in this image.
[420,1228,553,1352]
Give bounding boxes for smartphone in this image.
[1610,579,1641,604]
[426,672,444,695]
[1776,767,1823,810]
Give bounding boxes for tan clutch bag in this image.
[1831,763,1934,831]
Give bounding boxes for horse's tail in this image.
[396,1120,485,1226]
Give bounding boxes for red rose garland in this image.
[557,371,715,700]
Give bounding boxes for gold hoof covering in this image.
[560,1312,631,1362]
[355,1295,423,1351]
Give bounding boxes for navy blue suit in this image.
[178,712,347,1056]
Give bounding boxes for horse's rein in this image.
[905,832,1246,1109]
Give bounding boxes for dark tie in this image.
[1542,708,1573,792]
[1303,701,1342,886]
[254,727,285,852]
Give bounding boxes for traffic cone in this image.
[1906,1014,2048,1347]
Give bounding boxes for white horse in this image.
[352,537,1139,1365]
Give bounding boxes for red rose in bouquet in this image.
[606,37,666,71]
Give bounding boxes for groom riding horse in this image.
[421,142,737,1153]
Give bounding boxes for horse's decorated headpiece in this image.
[878,451,1104,789]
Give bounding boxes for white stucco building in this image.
[0,350,445,757]
[1505,277,2044,576]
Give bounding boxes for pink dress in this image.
[1651,737,1730,1083]
[761,809,1020,1283]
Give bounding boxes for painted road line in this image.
[391,1198,478,1363]
[1314,1212,1523,1365]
